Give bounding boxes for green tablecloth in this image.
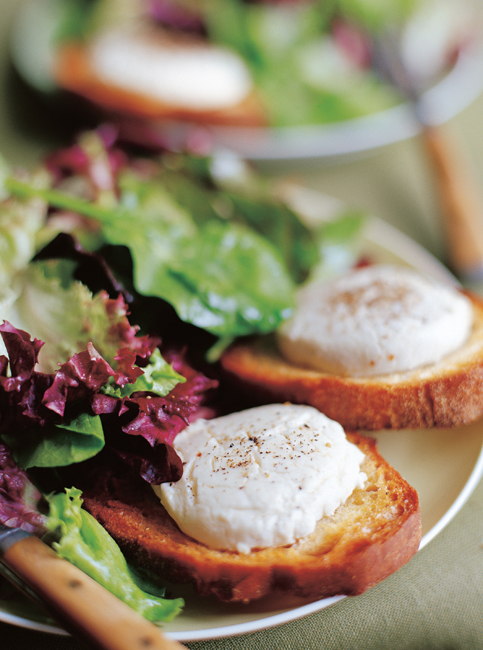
[2,0,483,648]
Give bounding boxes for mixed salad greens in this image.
[0,127,363,623]
[48,0,423,127]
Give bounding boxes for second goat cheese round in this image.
[277,264,473,377]
[154,404,366,553]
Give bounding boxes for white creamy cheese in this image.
[89,27,253,110]
[278,264,473,377]
[153,403,366,554]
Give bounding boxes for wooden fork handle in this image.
[1,534,185,650]
[422,125,483,281]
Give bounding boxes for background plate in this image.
[174,40,483,164]
[9,0,483,164]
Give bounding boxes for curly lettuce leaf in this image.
[2,260,157,374]
[103,348,186,400]
[0,322,214,482]
[0,330,109,470]
[93,348,217,462]
[42,343,124,417]
[46,488,183,622]
[0,442,48,535]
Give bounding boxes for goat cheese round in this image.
[278,264,473,377]
[153,404,366,553]
[89,27,253,110]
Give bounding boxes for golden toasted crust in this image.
[220,290,483,431]
[53,44,268,127]
[81,433,421,603]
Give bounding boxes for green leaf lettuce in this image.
[46,488,183,623]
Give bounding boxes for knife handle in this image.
[1,534,185,650]
[422,125,483,281]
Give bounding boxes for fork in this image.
[0,522,185,650]
[372,29,483,285]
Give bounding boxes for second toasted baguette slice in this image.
[220,291,483,431]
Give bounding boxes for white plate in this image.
[9,0,483,163]
[1,200,483,642]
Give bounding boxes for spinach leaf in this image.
[6,176,295,338]
[4,413,105,470]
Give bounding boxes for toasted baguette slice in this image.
[81,433,421,604]
[220,290,483,431]
[53,42,267,128]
